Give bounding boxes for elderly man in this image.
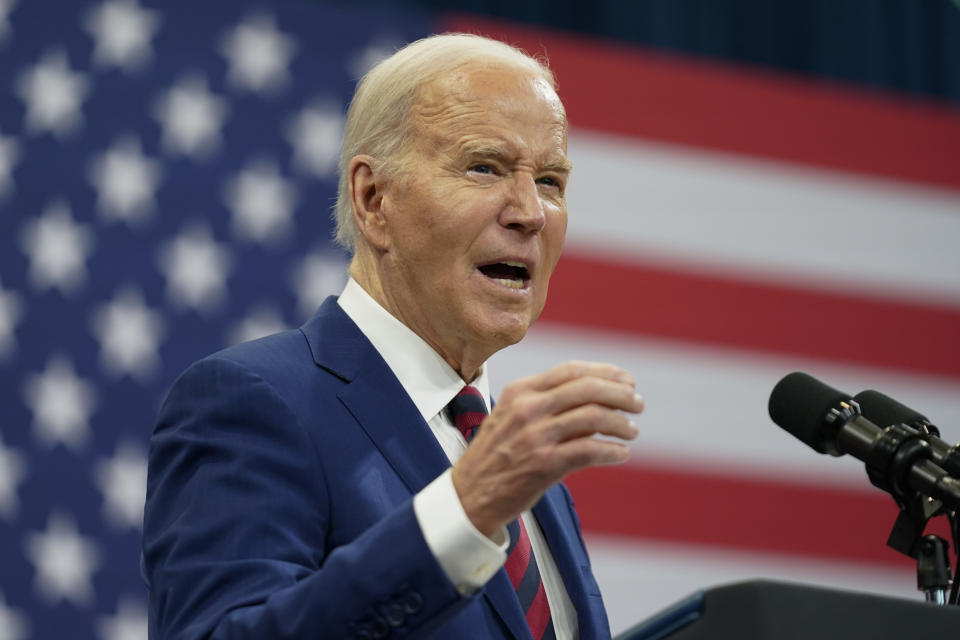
[142,33,643,640]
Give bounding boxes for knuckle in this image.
[585,403,608,425]
[512,395,544,424]
[564,360,586,377]
[565,447,594,471]
[515,425,540,449]
[538,452,565,480]
[585,376,606,395]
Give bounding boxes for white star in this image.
[24,512,100,607]
[88,134,162,225]
[219,12,297,94]
[290,251,347,319]
[0,280,23,360]
[19,200,94,296]
[285,100,343,178]
[22,354,97,450]
[157,222,232,313]
[223,158,297,244]
[90,286,164,381]
[84,0,160,73]
[15,48,90,138]
[0,590,29,640]
[95,442,147,530]
[98,597,147,640]
[227,304,287,345]
[153,73,228,159]
[0,130,20,201]
[0,436,26,520]
[0,0,20,45]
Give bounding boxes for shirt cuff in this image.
[413,468,508,595]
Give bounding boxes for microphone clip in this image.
[865,422,937,507]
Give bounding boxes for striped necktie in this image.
[446,386,556,640]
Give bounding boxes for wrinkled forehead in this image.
[408,64,568,157]
[413,63,566,126]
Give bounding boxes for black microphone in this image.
[855,389,960,479]
[855,389,939,435]
[769,372,960,509]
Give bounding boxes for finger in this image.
[541,375,644,416]
[522,361,634,392]
[554,438,631,474]
[547,404,640,442]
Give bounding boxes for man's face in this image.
[374,65,570,375]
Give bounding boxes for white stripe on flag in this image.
[565,130,960,306]
[492,324,960,484]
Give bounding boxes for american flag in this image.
[467,14,960,634]
[2,1,960,639]
[0,1,431,638]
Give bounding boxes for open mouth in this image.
[477,260,530,290]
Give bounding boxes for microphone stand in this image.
[886,494,953,604]
[884,470,959,605]
[917,535,951,604]
[849,415,960,605]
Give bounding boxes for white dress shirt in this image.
[337,278,578,639]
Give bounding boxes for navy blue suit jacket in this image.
[142,297,611,639]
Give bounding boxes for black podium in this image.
[616,580,960,640]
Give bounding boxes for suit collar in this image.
[336,278,492,423]
[300,296,368,382]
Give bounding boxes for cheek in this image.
[553,204,568,238]
[543,210,567,268]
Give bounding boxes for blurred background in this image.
[0,0,958,638]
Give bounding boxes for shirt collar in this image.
[337,277,490,423]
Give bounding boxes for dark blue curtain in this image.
[322,0,960,105]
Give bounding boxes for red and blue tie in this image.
[446,386,556,640]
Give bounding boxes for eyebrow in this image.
[459,141,510,160]
[542,158,574,174]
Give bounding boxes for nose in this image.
[500,173,546,233]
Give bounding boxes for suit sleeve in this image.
[142,356,471,639]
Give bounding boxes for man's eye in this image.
[469,164,494,175]
[537,176,561,188]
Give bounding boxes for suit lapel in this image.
[339,369,451,494]
[482,572,530,640]
[482,487,598,640]
[301,298,538,639]
[533,485,600,636]
[301,296,451,494]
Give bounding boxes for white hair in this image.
[333,33,558,252]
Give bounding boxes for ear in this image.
[348,155,390,251]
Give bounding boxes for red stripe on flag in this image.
[541,252,960,379]
[441,14,960,191]
[564,461,950,568]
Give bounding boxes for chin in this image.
[473,311,534,350]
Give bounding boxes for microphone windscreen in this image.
[854,390,929,428]
[769,371,851,454]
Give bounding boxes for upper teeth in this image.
[502,261,525,269]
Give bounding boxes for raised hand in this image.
[452,361,644,538]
